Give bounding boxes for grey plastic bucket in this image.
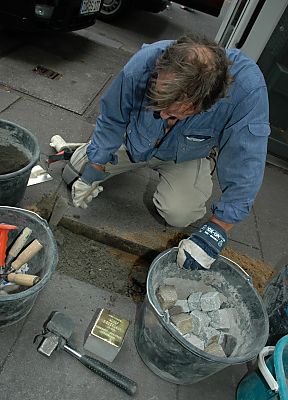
[0,119,40,206]
[134,248,269,385]
[0,206,58,327]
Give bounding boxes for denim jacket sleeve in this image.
[86,70,133,165]
[212,86,270,223]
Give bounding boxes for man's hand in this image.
[72,180,103,209]
[177,221,228,270]
[71,162,109,209]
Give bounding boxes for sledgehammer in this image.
[35,311,137,396]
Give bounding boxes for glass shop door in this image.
[215,0,288,162]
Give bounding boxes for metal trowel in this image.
[28,165,53,186]
[34,311,137,396]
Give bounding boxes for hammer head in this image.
[36,311,75,357]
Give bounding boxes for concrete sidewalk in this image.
[0,29,288,400]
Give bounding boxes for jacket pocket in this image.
[177,129,216,163]
[248,123,270,136]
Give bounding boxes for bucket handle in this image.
[149,299,170,324]
[221,255,252,284]
[258,346,279,392]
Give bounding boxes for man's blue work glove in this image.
[72,163,109,209]
[177,222,227,270]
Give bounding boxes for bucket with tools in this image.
[0,206,58,327]
[134,248,269,384]
[0,119,40,206]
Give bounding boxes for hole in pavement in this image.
[54,226,150,302]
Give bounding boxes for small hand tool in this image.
[0,272,40,286]
[0,224,17,271]
[35,311,137,396]
[11,239,43,272]
[5,227,32,266]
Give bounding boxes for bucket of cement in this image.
[134,247,269,384]
[0,207,58,327]
[0,119,40,206]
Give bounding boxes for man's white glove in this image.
[72,179,103,209]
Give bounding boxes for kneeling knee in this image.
[154,201,206,228]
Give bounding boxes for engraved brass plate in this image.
[91,309,129,348]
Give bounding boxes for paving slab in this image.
[0,319,26,366]
[0,96,95,149]
[0,45,110,114]
[0,88,20,112]
[253,164,288,270]
[178,364,247,400]
[0,273,177,400]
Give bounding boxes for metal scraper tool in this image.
[28,165,53,186]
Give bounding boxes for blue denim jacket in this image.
[87,40,270,224]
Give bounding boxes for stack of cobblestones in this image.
[156,285,238,357]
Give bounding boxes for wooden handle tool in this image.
[7,273,40,286]
[5,227,32,265]
[11,239,43,271]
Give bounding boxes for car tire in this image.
[96,0,131,21]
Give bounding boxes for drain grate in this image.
[32,65,62,80]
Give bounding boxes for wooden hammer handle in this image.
[7,273,40,286]
[11,239,43,271]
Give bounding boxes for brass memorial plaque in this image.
[91,309,129,348]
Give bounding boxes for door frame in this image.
[215,0,288,62]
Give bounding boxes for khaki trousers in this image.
[104,147,213,228]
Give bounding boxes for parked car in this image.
[0,0,103,32]
[96,0,225,22]
[96,0,168,22]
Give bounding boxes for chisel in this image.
[11,239,43,271]
[5,227,32,265]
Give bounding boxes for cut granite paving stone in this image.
[200,292,222,312]
[157,285,177,310]
[0,273,177,400]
